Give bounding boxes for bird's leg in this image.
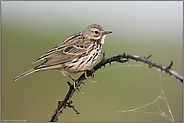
[79,68,97,83]
[68,75,77,89]
[68,75,84,89]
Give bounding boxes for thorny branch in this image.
[50,52,183,122]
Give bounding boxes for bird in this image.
[13,24,112,88]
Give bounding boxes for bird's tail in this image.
[13,64,62,81]
[13,69,39,81]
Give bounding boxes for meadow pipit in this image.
[13,24,112,88]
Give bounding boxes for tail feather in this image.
[13,69,38,81]
[13,64,62,81]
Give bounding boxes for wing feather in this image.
[33,37,93,69]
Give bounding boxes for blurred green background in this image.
[1,1,182,122]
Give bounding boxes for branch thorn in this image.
[144,54,152,59]
[123,53,126,57]
[67,81,72,87]
[66,101,80,114]
[102,50,106,61]
[166,61,173,70]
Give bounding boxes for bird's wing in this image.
[33,36,93,69]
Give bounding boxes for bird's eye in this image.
[94,31,99,34]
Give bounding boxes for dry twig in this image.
[50,52,182,122]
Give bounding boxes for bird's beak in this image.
[103,31,112,35]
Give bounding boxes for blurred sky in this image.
[1,1,183,122]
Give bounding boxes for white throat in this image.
[100,35,106,44]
